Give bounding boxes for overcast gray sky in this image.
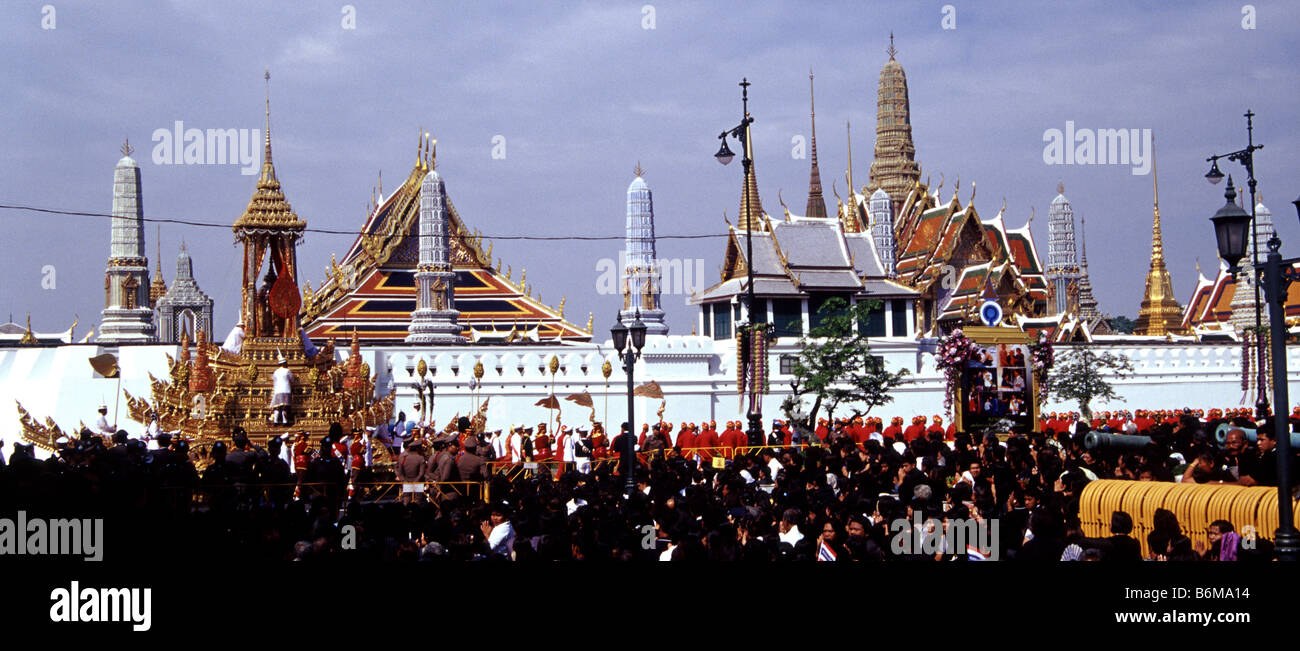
[3,1,1298,338]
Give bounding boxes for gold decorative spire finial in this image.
[263,68,272,160]
[1057,180,1065,195]
[121,138,133,157]
[378,169,382,195]
[1133,132,1186,336]
[429,136,437,169]
[19,314,37,345]
[887,32,897,60]
[634,161,645,178]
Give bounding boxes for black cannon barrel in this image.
[1084,431,1151,451]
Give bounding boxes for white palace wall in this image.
[3,336,1299,448]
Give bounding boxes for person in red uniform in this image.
[902,416,926,443]
[883,417,904,443]
[695,421,719,465]
[675,422,696,454]
[533,423,552,462]
[347,429,366,498]
[292,430,311,499]
[591,423,608,460]
[1133,410,1152,434]
[815,418,831,443]
[926,415,945,439]
[944,419,957,441]
[721,421,747,458]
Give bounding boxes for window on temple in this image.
[809,293,849,330]
[712,303,732,340]
[772,299,802,337]
[859,299,886,337]
[891,299,909,337]
[779,354,798,375]
[701,304,712,337]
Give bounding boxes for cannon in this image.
[1213,422,1300,447]
[1084,431,1151,452]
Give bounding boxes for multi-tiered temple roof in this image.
[301,138,591,342]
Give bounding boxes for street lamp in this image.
[715,77,765,446]
[611,309,647,494]
[1205,110,1266,416]
[1209,176,1300,562]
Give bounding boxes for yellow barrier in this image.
[1079,479,1299,558]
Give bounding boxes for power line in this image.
[0,203,729,241]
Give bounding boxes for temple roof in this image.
[302,147,590,342]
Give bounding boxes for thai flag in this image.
[966,545,988,561]
[818,540,837,561]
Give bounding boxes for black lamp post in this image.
[1205,110,1267,417]
[611,309,647,495]
[716,78,765,446]
[1209,176,1299,561]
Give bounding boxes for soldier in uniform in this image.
[292,430,311,499]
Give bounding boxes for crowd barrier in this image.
[1078,479,1298,558]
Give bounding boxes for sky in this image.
[3,0,1299,339]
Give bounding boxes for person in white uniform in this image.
[221,322,245,356]
[94,405,115,437]
[270,352,294,426]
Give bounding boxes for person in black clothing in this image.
[1105,510,1143,561]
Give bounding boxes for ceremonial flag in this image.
[565,392,594,408]
[88,353,119,378]
[535,395,560,409]
[817,540,837,562]
[632,381,663,399]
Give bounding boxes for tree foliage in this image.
[1048,346,1135,419]
[783,298,910,439]
[1107,315,1137,334]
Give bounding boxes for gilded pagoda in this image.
[116,75,393,448]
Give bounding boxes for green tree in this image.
[783,298,910,441]
[1107,315,1136,334]
[1048,347,1135,419]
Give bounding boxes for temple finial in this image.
[887,32,897,60]
[1057,180,1064,195]
[634,161,645,178]
[121,138,133,157]
[263,68,272,158]
[845,120,854,193]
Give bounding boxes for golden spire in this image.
[150,225,167,306]
[1133,133,1186,336]
[738,119,766,231]
[234,70,304,231]
[19,314,37,345]
[121,138,133,157]
[262,69,272,172]
[887,31,897,60]
[634,161,645,178]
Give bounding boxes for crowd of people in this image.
[1,404,1294,562]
